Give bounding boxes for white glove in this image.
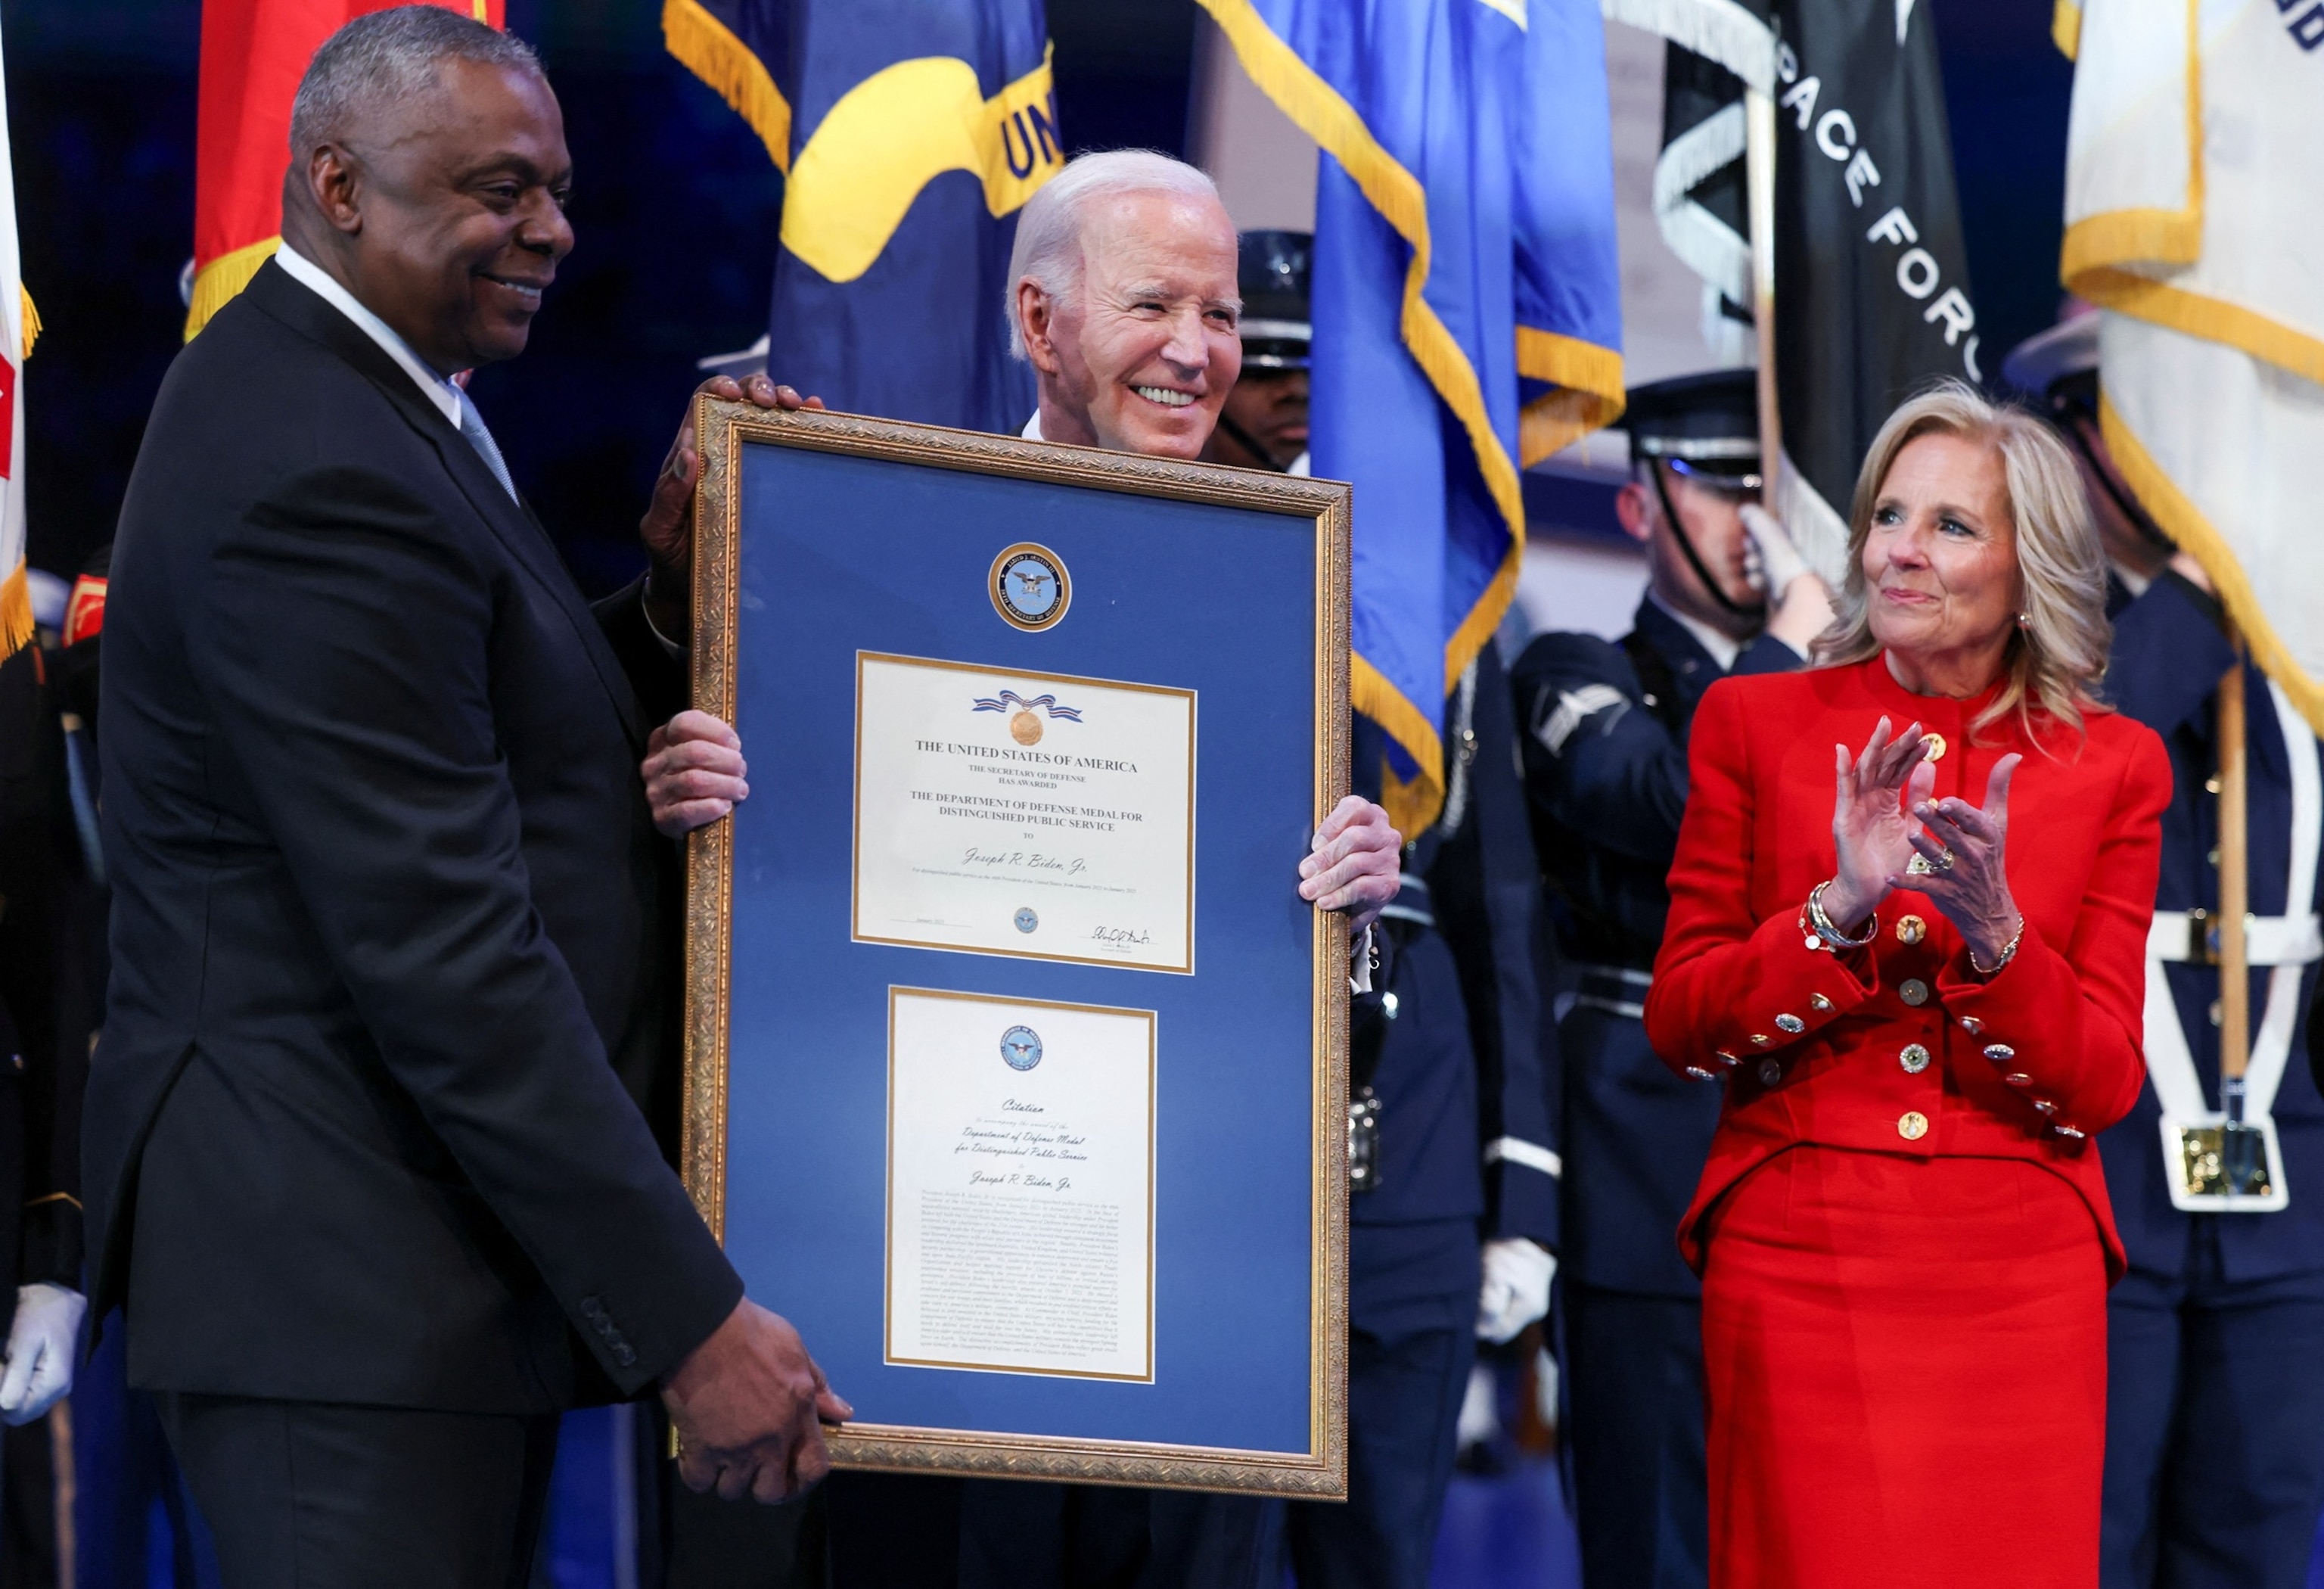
[0,1283,85,1426]
[1475,1239,1555,1344]
[1739,503,1811,604]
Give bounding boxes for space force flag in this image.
[1198,0,1625,836]
[2059,0,2324,726]
[185,1,507,340]
[0,17,36,662]
[665,0,1060,433]
[1620,0,1981,576]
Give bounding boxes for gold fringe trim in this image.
[2077,267,2324,390]
[2058,0,2201,289]
[1,561,32,661]
[2052,0,2082,58]
[663,0,794,174]
[2061,209,2199,283]
[1516,325,1625,467]
[1199,0,1623,829]
[19,288,39,360]
[183,235,281,342]
[1352,651,1446,842]
[2100,395,2324,734]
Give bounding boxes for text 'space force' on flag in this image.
[1615,0,1982,579]
[2058,0,2324,727]
[1197,0,1626,837]
[664,0,1062,435]
[185,1,507,341]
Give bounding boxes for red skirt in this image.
[1698,1146,2108,1589]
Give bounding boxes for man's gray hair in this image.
[1005,150,1225,360]
[290,5,543,154]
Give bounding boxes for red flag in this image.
[185,0,506,340]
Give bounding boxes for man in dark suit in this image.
[89,10,837,1581]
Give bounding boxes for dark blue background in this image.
[722,440,1328,1453]
[8,0,2065,589]
[725,441,1338,1459]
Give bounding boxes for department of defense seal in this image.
[999,1025,1043,1071]
[1014,907,1039,934]
[990,543,1070,632]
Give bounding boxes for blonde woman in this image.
[1642,382,2169,1585]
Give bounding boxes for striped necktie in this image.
[455,390,518,502]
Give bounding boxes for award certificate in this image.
[687,400,1351,1494]
[886,988,1156,1381]
[853,653,1196,973]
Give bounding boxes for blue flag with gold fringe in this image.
[664,0,1061,432]
[1198,0,1624,835]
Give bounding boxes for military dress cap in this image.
[1999,311,2098,400]
[1237,229,1310,370]
[1624,368,1760,475]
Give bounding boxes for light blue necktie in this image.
[455,390,518,502]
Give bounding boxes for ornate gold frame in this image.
[683,399,1351,1496]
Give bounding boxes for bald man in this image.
[90,11,838,1581]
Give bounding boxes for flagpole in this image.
[1743,86,1780,508]
[2217,639,2251,1107]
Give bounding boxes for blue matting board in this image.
[721,440,1325,1457]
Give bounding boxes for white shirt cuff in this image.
[642,580,685,659]
[1349,922,1376,994]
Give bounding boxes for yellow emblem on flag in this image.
[781,45,1061,285]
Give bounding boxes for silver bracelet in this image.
[1804,880,1878,949]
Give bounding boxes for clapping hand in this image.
[1823,715,1935,931]
[1904,754,2024,969]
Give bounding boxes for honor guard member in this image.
[1201,230,1312,476]
[838,151,1403,1589]
[1509,370,1830,1589]
[1274,642,1561,1589]
[1207,223,1561,1589]
[2007,319,2324,1589]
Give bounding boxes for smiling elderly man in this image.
[654,154,1400,963]
[632,151,1407,1589]
[89,9,839,1581]
[982,150,1407,1589]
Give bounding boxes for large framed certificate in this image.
[683,400,1351,1495]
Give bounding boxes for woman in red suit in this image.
[1643,381,2169,1587]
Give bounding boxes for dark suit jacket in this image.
[88,260,741,1413]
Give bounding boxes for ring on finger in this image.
[1904,847,1955,877]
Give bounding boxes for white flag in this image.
[0,15,28,662]
[2060,0,2324,725]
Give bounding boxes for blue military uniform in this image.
[2098,571,2324,1589]
[1513,596,1799,1589]
[1508,368,1802,1589]
[1270,642,1561,1589]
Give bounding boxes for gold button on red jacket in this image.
[1644,655,2170,1280]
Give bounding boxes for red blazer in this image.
[1644,655,2170,1280]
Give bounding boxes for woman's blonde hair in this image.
[1812,378,2111,742]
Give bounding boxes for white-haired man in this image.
[644,151,1404,1588]
[901,148,1546,1589]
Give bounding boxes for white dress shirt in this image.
[272,243,464,427]
[1021,410,1375,981]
